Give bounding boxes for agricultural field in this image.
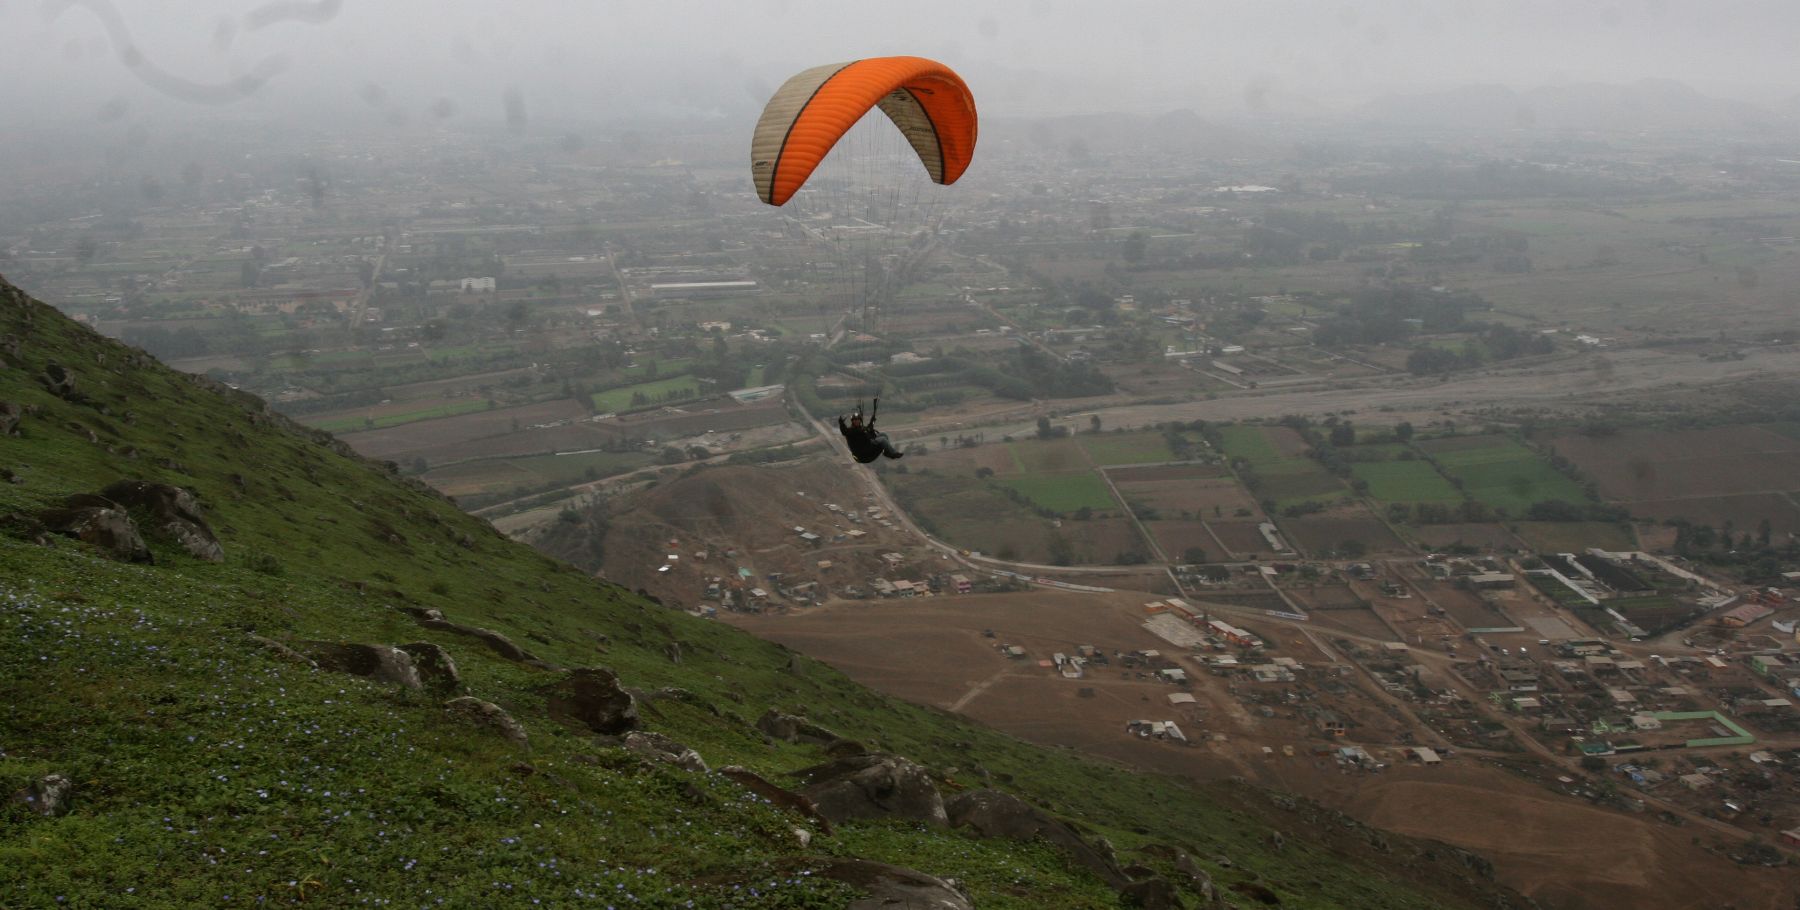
[1512,521,1638,553]
[591,374,709,412]
[1408,523,1521,551]
[1216,424,1348,510]
[1542,425,1800,535]
[307,398,491,434]
[997,473,1119,514]
[1207,521,1283,558]
[1602,594,1702,634]
[1008,437,1091,473]
[1076,430,1179,466]
[1418,435,1588,516]
[1216,424,1310,467]
[336,398,594,460]
[1281,507,1410,557]
[1351,459,1463,504]
[886,472,1060,562]
[423,450,655,499]
[1113,475,1261,520]
[1145,520,1222,563]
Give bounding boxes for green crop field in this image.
[1429,439,1588,515]
[590,374,705,412]
[1007,437,1090,473]
[1078,431,1176,466]
[1352,460,1463,504]
[620,357,694,380]
[998,473,1118,513]
[1217,424,1280,462]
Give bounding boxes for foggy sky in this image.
[5,0,1800,127]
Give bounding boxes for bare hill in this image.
[536,459,930,605]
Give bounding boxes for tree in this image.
[975,466,995,479]
[1395,421,1414,443]
[1089,414,1103,433]
[1182,546,1207,564]
[1329,423,1356,447]
[1048,534,1075,566]
[1036,416,1055,440]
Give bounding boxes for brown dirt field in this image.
[1413,580,1515,630]
[1147,521,1221,561]
[339,398,591,459]
[1116,476,1261,518]
[1061,518,1152,563]
[1409,523,1521,550]
[1289,584,1365,609]
[1208,521,1278,558]
[1629,493,1800,536]
[918,443,1021,477]
[1266,425,1311,457]
[403,422,626,465]
[1107,463,1230,483]
[1343,777,1795,910]
[1281,513,1409,556]
[1546,426,1800,503]
[1307,606,1395,640]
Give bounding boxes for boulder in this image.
[10,773,73,817]
[37,505,150,562]
[248,633,318,669]
[717,765,834,834]
[298,642,422,689]
[1121,876,1186,910]
[544,667,638,735]
[417,618,540,663]
[795,753,945,827]
[39,361,76,399]
[622,731,707,773]
[0,401,20,436]
[945,788,1128,887]
[756,709,840,745]
[0,333,20,360]
[399,641,461,693]
[99,480,223,562]
[444,696,529,748]
[811,859,972,910]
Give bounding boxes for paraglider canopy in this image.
[751,56,977,207]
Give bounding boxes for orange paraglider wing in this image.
[750,56,977,206]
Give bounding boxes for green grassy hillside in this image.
[0,277,1523,908]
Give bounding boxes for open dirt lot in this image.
[727,590,1799,910]
[338,398,591,459]
[1342,775,1795,910]
[1281,509,1410,556]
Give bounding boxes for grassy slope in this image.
[0,278,1519,909]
